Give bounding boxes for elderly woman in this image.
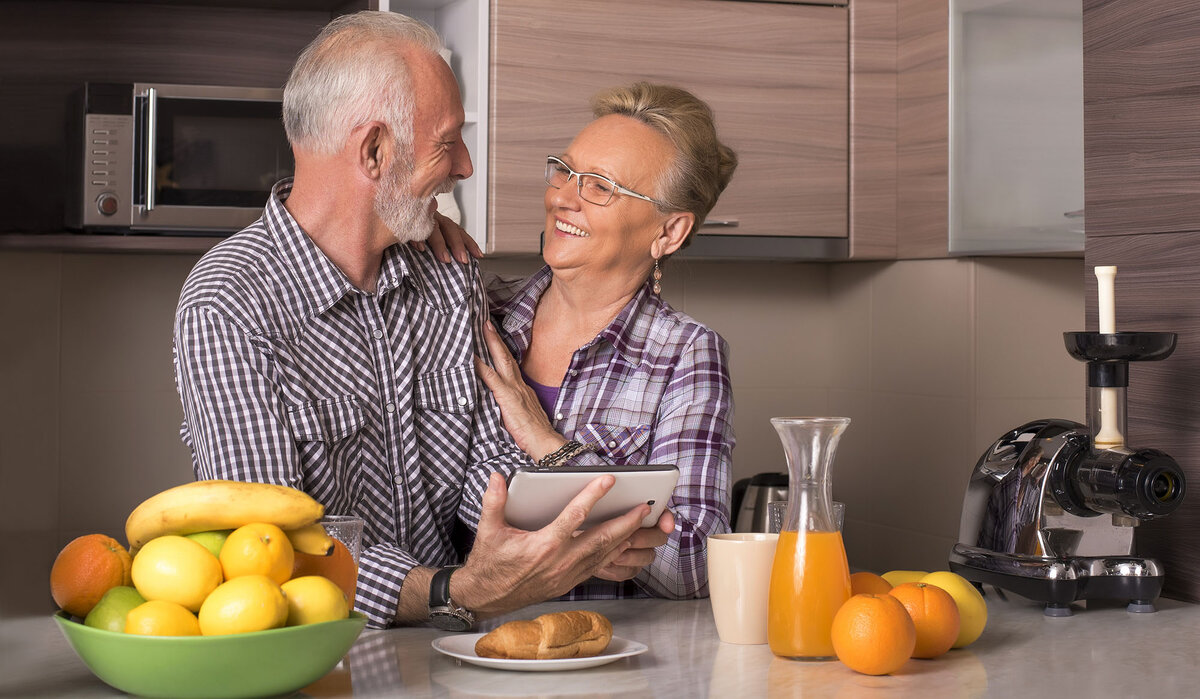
[474,82,738,600]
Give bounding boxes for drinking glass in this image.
[320,515,364,564]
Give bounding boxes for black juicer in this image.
[949,331,1185,615]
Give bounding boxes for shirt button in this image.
[386,402,396,413]
[608,440,617,448]
[372,329,383,339]
[393,474,403,484]
[457,396,468,406]
[555,412,564,420]
[570,370,578,377]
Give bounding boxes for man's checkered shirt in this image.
[173,179,531,628]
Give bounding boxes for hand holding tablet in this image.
[503,465,680,531]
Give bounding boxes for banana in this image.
[285,522,335,556]
[125,480,325,551]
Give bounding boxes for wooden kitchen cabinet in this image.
[488,0,849,254]
[1084,0,1200,604]
[1085,0,1200,239]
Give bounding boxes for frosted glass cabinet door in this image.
[949,0,1084,255]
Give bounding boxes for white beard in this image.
[375,152,455,244]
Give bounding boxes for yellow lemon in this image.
[881,570,929,588]
[220,523,294,585]
[280,575,350,626]
[130,535,223,612]
[920,571,988,648]
[124,600,201,636]
[198,574,288,636]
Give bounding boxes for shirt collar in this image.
[264,179,410,317]
[497,265,662,367]
[494,266,551,356]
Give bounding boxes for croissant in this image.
[474,610,613,660]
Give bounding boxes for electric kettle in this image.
[730,472,788,532]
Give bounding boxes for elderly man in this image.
[172,11,670,629]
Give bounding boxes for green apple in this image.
[83,586,146,632]
[185,529,232,558]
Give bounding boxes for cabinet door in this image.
[490,0,848,254]
[1085,0,1200,238]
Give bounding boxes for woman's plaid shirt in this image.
[488,266,735,600]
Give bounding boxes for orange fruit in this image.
[220,522,294,585]
[831,593,916,676]
[850,571,893,596]
[293,537,358,608]
[889,582,961,659]
[50,534,133,618]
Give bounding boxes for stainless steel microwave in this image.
[67,82,294,234]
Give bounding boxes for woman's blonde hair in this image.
[591,82,738,247]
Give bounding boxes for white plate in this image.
[431,633,647,672]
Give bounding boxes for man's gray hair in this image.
[283,11,443,156]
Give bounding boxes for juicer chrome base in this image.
[949,417,1183,617]
[949,543,1164,616]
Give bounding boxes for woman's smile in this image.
[554,218,590,238]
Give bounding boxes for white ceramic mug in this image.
[706,533,779,644]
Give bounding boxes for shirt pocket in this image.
[288,396,366,441]
[578,423,652,461]
[414,365,476,486]
[415,365,477,415]
[286,397,365,507]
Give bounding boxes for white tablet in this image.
[504,465,680,531]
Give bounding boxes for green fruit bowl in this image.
[53,611,367,699]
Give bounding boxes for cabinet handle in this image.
[701,219,739,228]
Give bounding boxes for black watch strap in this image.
[428,565,475,631]
[430,566,457,607]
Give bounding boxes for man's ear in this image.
[652,211,696,259]
[357,122,390,180]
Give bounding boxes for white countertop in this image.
[4,590,1199,697]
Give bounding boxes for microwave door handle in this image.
[144,87,157,212]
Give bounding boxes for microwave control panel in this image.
[80,113,133,229]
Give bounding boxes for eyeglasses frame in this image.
[545,155,668,207]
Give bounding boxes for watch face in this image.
[430,609,473,631]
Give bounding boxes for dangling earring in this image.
[652,258,663,295]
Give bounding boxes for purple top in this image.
[520,369,560,418]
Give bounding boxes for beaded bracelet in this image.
[536,439,595,468]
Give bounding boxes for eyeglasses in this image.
[545,155,667,207]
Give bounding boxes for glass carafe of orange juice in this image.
[767,417,852,660]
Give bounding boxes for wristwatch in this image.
[428,565,475,631]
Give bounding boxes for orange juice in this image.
[767,529,851,659]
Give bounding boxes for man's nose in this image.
[452,138,473,181]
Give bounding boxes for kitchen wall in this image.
[0,251,1083,617]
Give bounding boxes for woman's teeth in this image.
[556,220,589,237]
